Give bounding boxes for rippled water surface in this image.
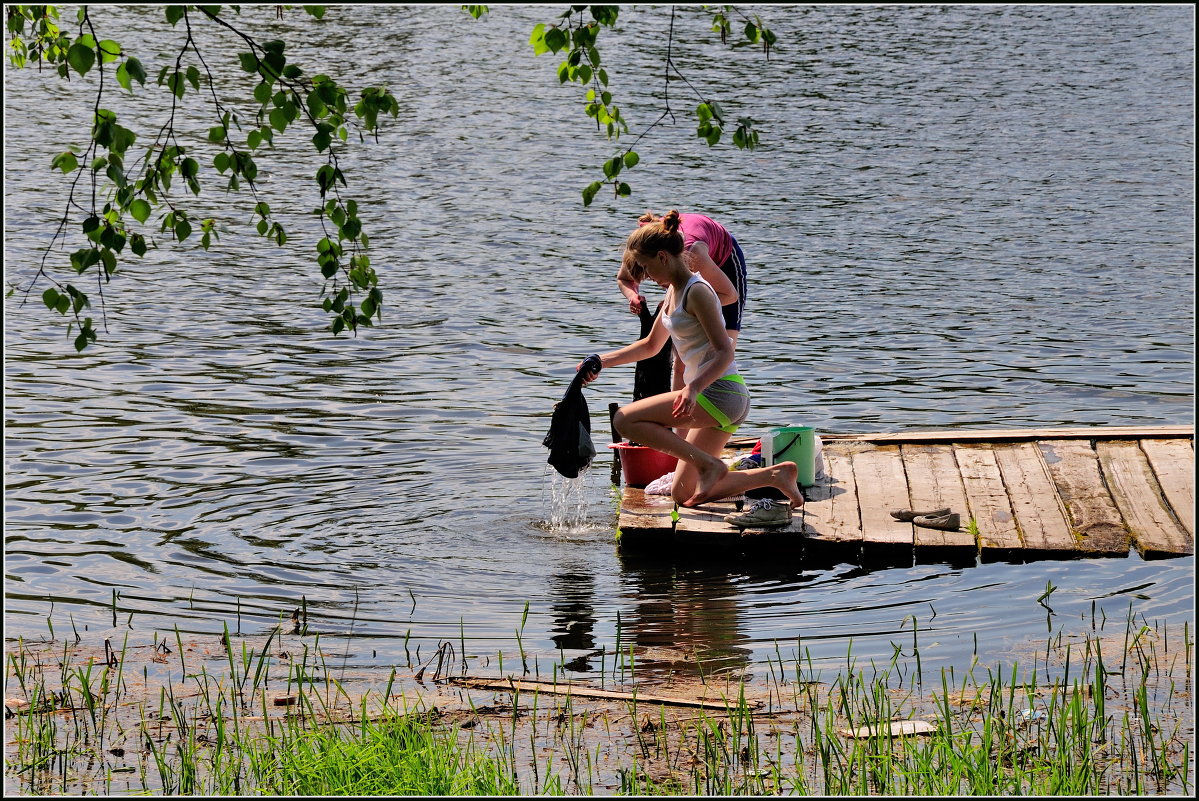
[4,5,1194,679]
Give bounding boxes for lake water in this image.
[3,5,1194,681]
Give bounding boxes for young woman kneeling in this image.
[578,210,803,519]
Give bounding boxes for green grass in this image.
[4,607,1193,796]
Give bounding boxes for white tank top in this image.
[661,275,739,381]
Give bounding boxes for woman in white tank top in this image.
[577,211,804,512]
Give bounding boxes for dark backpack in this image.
[543,361,598,479]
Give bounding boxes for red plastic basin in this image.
[608,442,677,487]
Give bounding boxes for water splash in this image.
[544,468,595,533]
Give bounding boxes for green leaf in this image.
[129,199,151,223]
[529,23,549,55]
[623,150,639,168]
[617,182,631,196]
[67,41,94,75]
[115,61,132,92]
[269,107,288,132]
[130,233,147,257]
[213,152,230,173]
[42,288,61,311]
[165,6,185,25]
[174,218,192,241]
[208,126,227,144]
[602,156,622,179]
[576,64,591,84]
[239,51,258,73]
[125,56,146,86]
[253,81,271,104]
[544,27,567,53]
[304,6,326,19]
[97,39,120,64]
[744,21,759,42]
[51,152,78,174]
[581,180,602,207]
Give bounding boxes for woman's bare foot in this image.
[683,456,728,506]
[770,462,805,508]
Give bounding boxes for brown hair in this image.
[623,209,684,281]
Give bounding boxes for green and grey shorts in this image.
[696,375,750,434]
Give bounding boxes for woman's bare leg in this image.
[615,396,803,507]
[613,393,728,504]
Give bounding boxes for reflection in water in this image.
[617,561,752,679]
[547,571,598,673]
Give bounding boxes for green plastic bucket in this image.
[770,426,817,487]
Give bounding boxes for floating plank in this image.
[900,443,975,553]
[953,444,1021,555]
[849,445,913,550]
[800,443,864,549]
[992,442,1078,554]
[1037,440,1129,557]
[1139,439,1195,538]
[1095,441,1192,558]
[448,677,758,711]
[831,426,1193,444]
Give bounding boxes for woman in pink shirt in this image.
[617,210,748,344]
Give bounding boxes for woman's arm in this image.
[581,310,671,375]
[615,262,645,314]
[681,282,735,392]
[686,241,737,308]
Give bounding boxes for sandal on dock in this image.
[912,512,961,531]
[890,507,950,522]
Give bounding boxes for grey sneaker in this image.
[724,498,792,529]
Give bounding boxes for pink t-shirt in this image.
[680,214,733,267]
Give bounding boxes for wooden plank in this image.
[953,444,1021,554]
[849,445,913,549]
[829,426,1193,444]
[1095,441,1192,558]
[799,443,864,547]
[1037,440,1129,557]
[617,488,675,549]
[1139,439,1195,538]
[992,442,1078,554]
[900,444,975,551]
[448,677,759,711]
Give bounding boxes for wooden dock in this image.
[616,426,1194,562]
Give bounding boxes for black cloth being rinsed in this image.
[543,355,601,478]
[632,301,673,402]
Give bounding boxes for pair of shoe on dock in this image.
[890,507,960,530]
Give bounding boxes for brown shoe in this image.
[912,512,960,531]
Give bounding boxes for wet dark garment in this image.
[633,301,673,402]
[543,358,599,478]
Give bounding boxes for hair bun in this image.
[661,209,682,234]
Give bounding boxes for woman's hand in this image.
[672,384,700,418]
[629,294,646,315]
[576,354,603,385]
